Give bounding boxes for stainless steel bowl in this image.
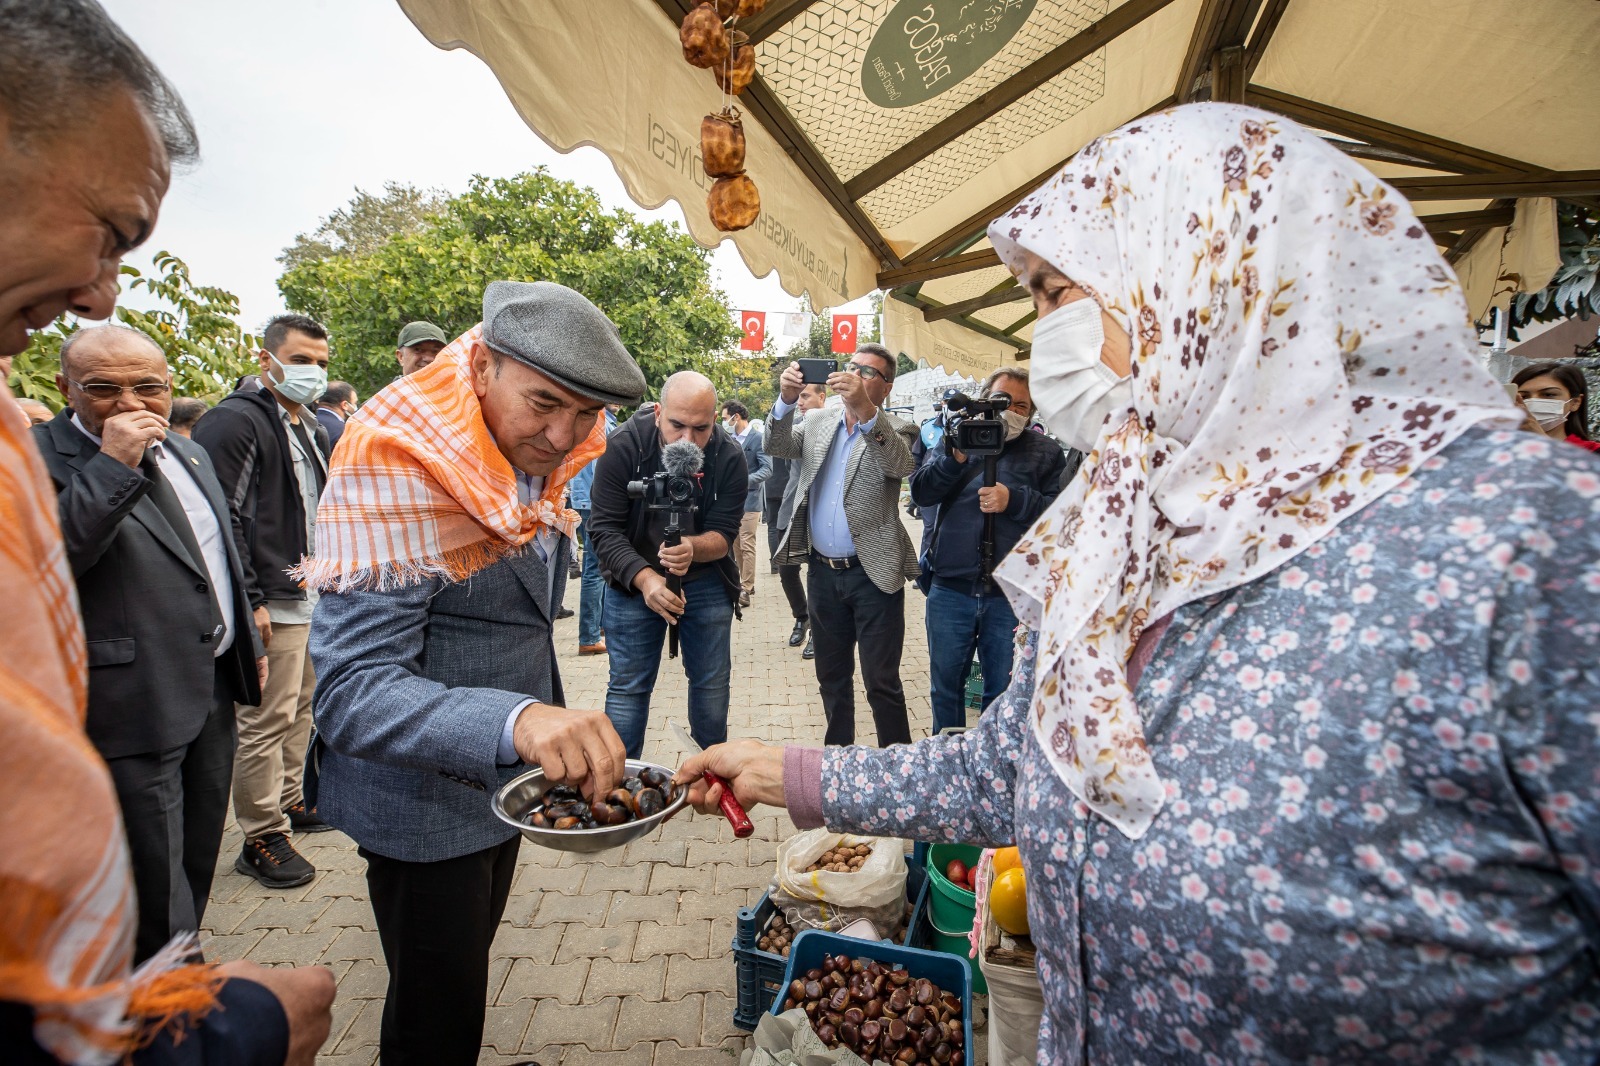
[491,760,687,854]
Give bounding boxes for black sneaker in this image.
[802,637,815,660]
[555,606,575,620]
[285,802,333,833]
[236,832,315,888]
[789,618,808,647]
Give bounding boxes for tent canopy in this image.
[397,0,1599,377]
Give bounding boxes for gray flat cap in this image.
[482,281,647,407]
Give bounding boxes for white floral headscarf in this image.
[988,103,1519,839]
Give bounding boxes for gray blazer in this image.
[309,541,567,863]
[766,403,919,594]
[739,426,772,512]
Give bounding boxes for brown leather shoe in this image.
[579,640,607,655]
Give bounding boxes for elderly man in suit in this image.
[721,399,771,607]
[33,324,266,963]
[767,343,917,746]
[308,282,645,1066]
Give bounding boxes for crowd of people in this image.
[2,2,1598,1065]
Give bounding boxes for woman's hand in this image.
[674,739,786,813]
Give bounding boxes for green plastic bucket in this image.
[927,910,988,995]
[926,843,981,933]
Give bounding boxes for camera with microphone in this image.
[942,389,1011,458]
[626,439,704,658]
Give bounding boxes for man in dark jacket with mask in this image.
[192,313,332,889]
[910,367,1066,734]
[587,371,748,756]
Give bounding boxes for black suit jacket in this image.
[33,412,264,760]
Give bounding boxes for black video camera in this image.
[942,389,1011,458]
[625,439,704,656]
[625,469,699,511]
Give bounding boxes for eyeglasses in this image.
[845,362,887,381]
[68,378,171,400]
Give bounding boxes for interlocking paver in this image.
[499,956,589,1004]
[524,996,620,1052]
[203,517,987,1063]
[551,921,639,964]
[633,919,711,961]
[584,954,667,1001]
[321,926,383,963]
[611,993,704,1050]
[663,953,735,1000]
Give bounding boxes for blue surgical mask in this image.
[269,353,329,407]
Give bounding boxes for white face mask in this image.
[1521,396,1571,431]
[269,353,329,408]
[1000,409,1029,442]
[1030,296,1132,453]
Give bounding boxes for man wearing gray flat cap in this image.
[307,280,646,1065]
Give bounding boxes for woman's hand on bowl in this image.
[674,739,787,813]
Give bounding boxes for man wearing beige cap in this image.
[306,281,645,1065]
[395,320,447,376]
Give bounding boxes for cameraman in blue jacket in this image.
[909,368,1067,734]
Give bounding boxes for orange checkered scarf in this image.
[295,324,607,592]
[0,389,222,1062]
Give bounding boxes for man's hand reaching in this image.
[512,703,627,800]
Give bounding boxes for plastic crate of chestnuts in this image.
[762,928,974,1065]
[733,853,929,1030]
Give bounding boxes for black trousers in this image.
[779,561,808,621]
[808,562,911,747]
[362,836,520,1066]
[103,667,234,964]
[769,523,808,621]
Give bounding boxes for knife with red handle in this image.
[671,720,754,838]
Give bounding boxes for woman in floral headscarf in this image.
[679,103,1600,1063]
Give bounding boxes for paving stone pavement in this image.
[206,520,993,1065]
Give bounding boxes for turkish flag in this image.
[831,314,858,354]
[738,310,766,352]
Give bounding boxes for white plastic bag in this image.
[769,830,908,935]
[976,850,1045,1065]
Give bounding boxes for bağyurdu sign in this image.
[862,0,1038,109]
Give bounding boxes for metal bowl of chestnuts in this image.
[491,760,686,854]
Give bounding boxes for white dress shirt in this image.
[72,414,236,656]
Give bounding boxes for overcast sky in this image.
[103,0,862,335]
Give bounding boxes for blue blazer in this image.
[309,541,567,862]
[739,426,772,512]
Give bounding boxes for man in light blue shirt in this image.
[766,343,918,746]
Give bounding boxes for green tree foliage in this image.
[9,252,257,411]
[1510,202,1599,336]
[278,181,446,272]
[277,170,741,400]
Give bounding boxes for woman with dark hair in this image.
[1513,360,1599,452]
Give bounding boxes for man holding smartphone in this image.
[766,344,918,746]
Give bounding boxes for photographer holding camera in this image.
[587,371,749,757]
[910,368,1067,734]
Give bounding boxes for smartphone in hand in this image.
[797,358,837,384]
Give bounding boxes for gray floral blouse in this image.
[820,428,1600,1064]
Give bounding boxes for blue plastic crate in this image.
[770,929,975,1058]
[732,858,926,1031]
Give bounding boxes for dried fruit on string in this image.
[701,109,746,178]
[681,2,729,69]
[709,174,760,231]
[713,42,756,95]
[717,0,767,16]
